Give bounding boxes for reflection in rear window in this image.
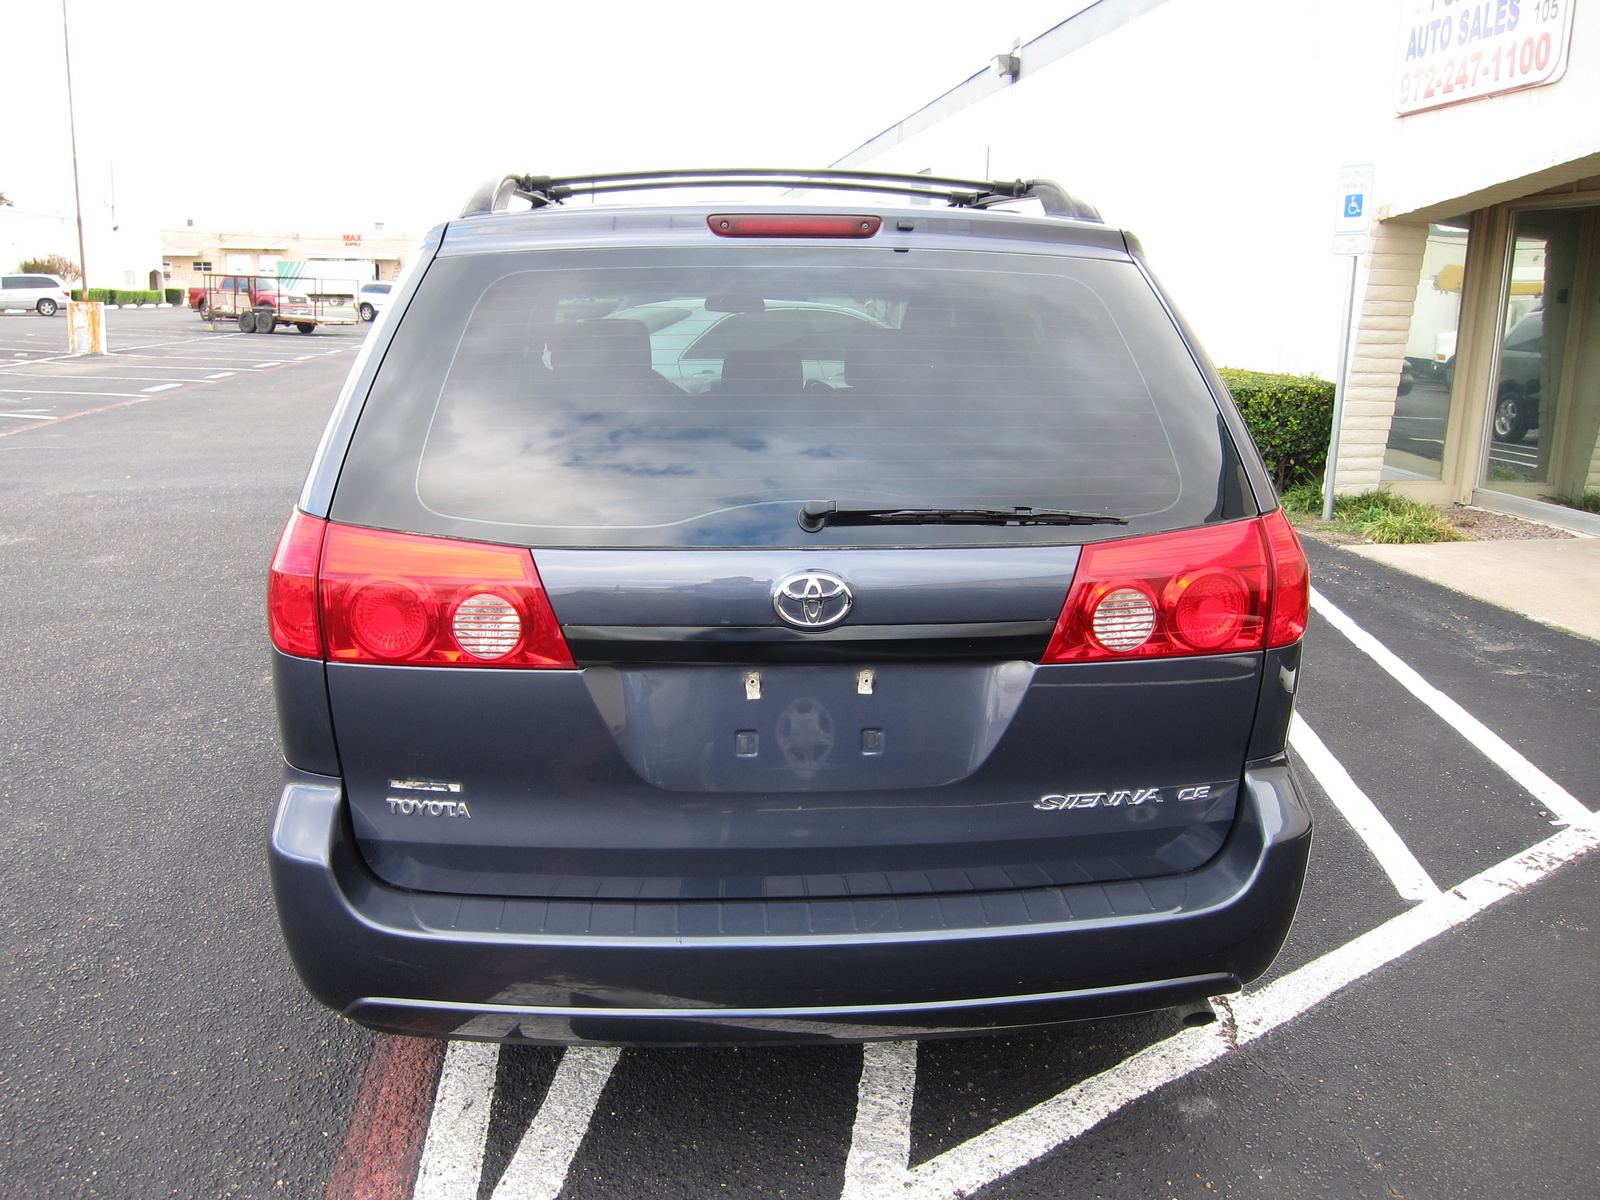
[335,247,1241,547]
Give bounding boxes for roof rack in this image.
[459,168,1101,223]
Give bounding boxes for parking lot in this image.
[0,307,1595,1199]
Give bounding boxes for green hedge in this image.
[1218,368,1335,490]
[164,287,184,305]
[68,288,162,305]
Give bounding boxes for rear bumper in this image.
[270,760,1310,1045]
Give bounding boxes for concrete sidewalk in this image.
[1345,538,1600,642]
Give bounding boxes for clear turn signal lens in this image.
[1090,587,1158,652]
[452,592,522,659]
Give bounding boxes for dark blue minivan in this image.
[268,170,1312,1045]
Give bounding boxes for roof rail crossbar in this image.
[459,168,1100,222]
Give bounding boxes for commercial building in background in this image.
[160,227,418,293]
[834,0,1600,533]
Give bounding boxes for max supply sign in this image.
[1396,0,1576,114]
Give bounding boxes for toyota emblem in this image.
[772,570,853,629]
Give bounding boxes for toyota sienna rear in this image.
[268,169,1312,1045]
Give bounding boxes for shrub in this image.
[1218,368,1335,490]
[70,287,116,303]
[17,253,80,281]
[1284,485,1463,542]
[164,287,184,305]
[1546,490,1600,514]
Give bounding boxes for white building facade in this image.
[836,0,1600,533]
[0,205,163,293]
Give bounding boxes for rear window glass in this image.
[333,245,1248,548]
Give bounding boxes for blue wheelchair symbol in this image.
[1344,193,1364,218]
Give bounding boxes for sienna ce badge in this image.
[773,570,853,629]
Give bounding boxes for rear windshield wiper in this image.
[797,501,1128,533]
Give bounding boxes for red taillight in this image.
[268,510,327,658]
[318,524,574,668]
[1261,508,1309,647]
[1042,520,1273,663]
[708,214,881,238]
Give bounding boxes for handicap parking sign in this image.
[1335,165,1373,235]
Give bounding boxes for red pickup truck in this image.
[191,275,322,333]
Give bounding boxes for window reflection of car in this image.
[1435,309,1544,442]
[1493,310,1542,442]
[609,298,887,393]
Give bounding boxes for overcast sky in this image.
[2,0,1090,236]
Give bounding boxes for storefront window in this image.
[1383,218,1471,480]
[1479,204,1600,509]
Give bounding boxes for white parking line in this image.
[0,388,143,398]
[841,1041,918,1200]
[413,1043,620,1200]
[1309,589,1590,824]
[856,812,1600,1200]
[489,1047,620,1200]
[252,362,281,368]
[4,376,202,385]
[206,372,235,379]
[1288,715,1441,901]
[141,383,183,393]
[413,1040,501,1200]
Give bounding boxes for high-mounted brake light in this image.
[708,214,881,238]
[268,515,573,667]
[1042,518,1295,663]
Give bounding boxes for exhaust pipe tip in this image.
[1175,1000,1217,1028]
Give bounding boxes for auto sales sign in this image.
[1395,0,1576,114]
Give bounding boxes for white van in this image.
[356,281,393,322]
[0,274,71,315]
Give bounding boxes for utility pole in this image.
[63,0,88,294]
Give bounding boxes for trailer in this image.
[199,273,359,334]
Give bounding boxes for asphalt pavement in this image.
[0,307,1595,1200]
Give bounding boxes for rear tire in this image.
[237,310,257,333]
[256,309,277,334]
[197,299,210,319]
[358,303,375,322]
[37,298,58,316]
[295,322,315,334]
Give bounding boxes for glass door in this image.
[1478,203,1600,514]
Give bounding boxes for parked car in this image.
[268,169,1312,1047]
[0,273,71,316]
[357,280,393,322]
[1438,309,1545,441]
[1493,310,1543,442]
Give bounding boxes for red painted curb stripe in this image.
[325,1035,446,1200]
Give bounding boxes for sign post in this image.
[1323,164,1372,521]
